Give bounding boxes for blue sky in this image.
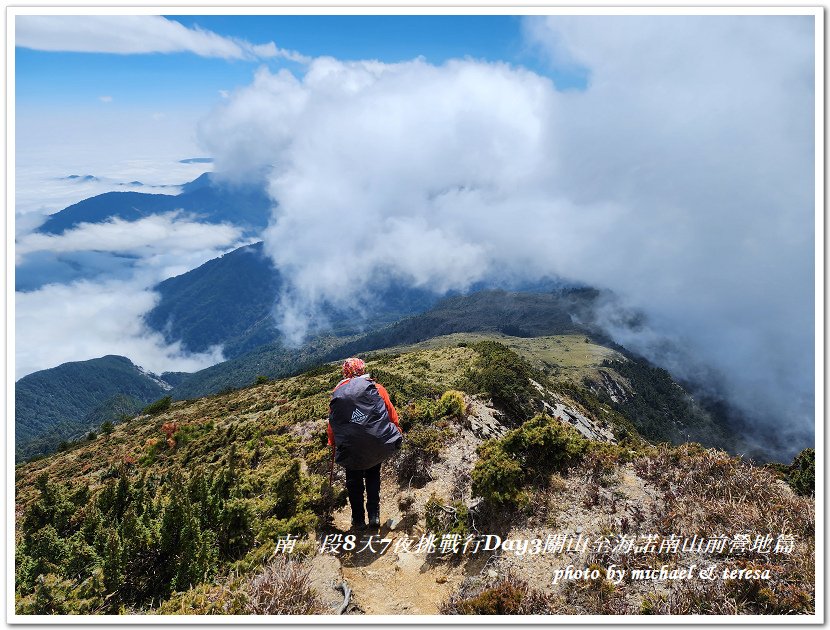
[167,15,528,63]
[15,15,587,111]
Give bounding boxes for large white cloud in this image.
[524,15,815,449]
[198,16,815,453]
[14,15,297,61]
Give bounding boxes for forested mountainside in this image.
[143,241,441,359]
[15,356,174,460]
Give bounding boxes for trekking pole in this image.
[328,445,335,487]
[325,445,336,522]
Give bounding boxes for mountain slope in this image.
[143,242,282,357]
[325,287,603,356]
[18,287,599,458]
[35,172,272,236]
[15,355,172,459]
[13,341,814,616]
[168,288,604,400]
[18,288,747,462]
[143,241,442,358]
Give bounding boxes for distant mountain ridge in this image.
[35,172,272,236]
[142,240,576,360]
[17,173,274,292]
[17,287,752,462]
[167,288,604,400]
[16,287,603,458]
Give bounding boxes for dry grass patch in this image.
[244,556,325,615]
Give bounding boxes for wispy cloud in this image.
[16,211,243,265]
[99,95,112,103]
[270,46,311,64]
[15,15,296,61]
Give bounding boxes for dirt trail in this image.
[312,412,487,615]
[320,466,462,612]
[331,517,461,613]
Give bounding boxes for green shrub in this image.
[269,460,303,519]
[471,414,588,507]
[399,390,466,431]
[425,494,470,545]
[499,414,588,474]
[15,441,337,614]
[437,390,465,419]
[153,578,247,615]
[460,342,536,422]
[15,570,106,615]
[399,398,437,429]
[218,498,254,560]
[785,448,815,497]
[471,441,526,506]
[370,368,442,403]
[175,421,214,448]
[395,425,450,485]
[141,396,172,416]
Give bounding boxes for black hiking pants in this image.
[346,463,381,524]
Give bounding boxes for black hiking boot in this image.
[350,518,367,531]
[368,512,380,529]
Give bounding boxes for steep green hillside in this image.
[170,335,347,401]
[144,242,283,357]
[15,356,171,460]
[391,332,739,454]
[143,241,442,358]
[591,357,738,451]
[17,289,602,459]
[82,394,146,430]
[171,316,742,457]
[388,332,625,383]
[14,342,814,616]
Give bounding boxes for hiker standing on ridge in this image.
[328,358,403,530]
